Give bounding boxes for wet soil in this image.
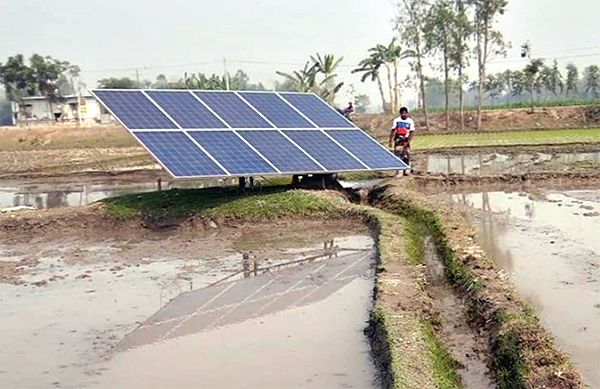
[0,220,376,389]
[447,190,600,388]
[422,236,496,389]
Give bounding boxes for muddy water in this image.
[426,151,600,175]
[450,190,600,388]
[0,178,234,209]
[0,224,378,389]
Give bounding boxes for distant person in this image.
[388,106,415,174]
[343,102,354,119]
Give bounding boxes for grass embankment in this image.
[370,184,582,389]
[102,186,344,222]
[412,128,600,150]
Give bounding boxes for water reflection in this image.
[450,190,600,387]
[427,152,600,175]
[0,179,236,210]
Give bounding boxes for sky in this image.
[1,0,599,109]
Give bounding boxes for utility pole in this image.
[223,58,230,90]
[135,69,140,86]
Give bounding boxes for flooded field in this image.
[448,189,600,388]
[0,178,235,210]
[0,221,377,389]
[426,151,599,175]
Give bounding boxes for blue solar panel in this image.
[133,131,227,177]
[279,93,354,128]
[93,90,177,129]
[145,91,226,129]
[238,130,324,173]
[188,131,277,174]
[282,130,365,171]
[194,92,272,128]
[239,92,315,128]
[325,129,407,169]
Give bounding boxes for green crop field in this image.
[411,128,600,150]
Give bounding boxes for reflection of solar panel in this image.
[91,89,408,178]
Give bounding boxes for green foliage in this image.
[583,65,600,99]
[102,186,342,222]
[491,330,527,389]
[0,54,77,106]
[404,218,425,265]
[276,53,344,103]
[354,94,371,114]
[565,63,579,97]
[421,321,463,389]
[97,77,140,89]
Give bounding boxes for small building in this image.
[10,94,113,125]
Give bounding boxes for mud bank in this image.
[369,182,584,389]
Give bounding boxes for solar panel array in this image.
[91,89,408,178]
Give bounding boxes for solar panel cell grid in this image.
[238,130,324,173]
[194,92,272,128]
[239,92,315,128]
[145,91,227,129]
[282,130,365,171]
[188,131,277,174]
[133,131,227,177]
[325,129,407,169]
[279,93,354,128]
[92,90,178,129]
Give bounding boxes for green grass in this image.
[404,218,425,266]
[422,321,463,389]
[491,330,528,389]
[412,128,600,150]
[102,186,342,222]
[427,98,598,113]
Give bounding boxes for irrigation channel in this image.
[0,221,379,388]
[446,189,600,388]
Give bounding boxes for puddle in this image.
[0,178,236,210]
[0,222,377,389]
[422,237,495,389]
[426,152,600,175]
[449,190,600,388]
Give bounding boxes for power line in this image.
[489,52,600,64]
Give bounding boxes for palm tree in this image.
[368,38,415,113]
[276,62,316,93]
[310,53,344,104]
[352,56,388,113]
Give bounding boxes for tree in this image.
[310,53,344,104]
[540,60,563,97]
[276,62,317,93]
[425,0,456,130]
[484,73,504,105]
[468,0,508,129]
[449,0,472,129]
[353,53,388,112]
[583,65,600,99]
[565,63,579,97]
[517,58,544,111]
[355,94,371,114]
[396,0,431,129]
[98,77,139,89]
[0,54,36,112]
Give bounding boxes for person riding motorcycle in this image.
[388,106,415,170]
